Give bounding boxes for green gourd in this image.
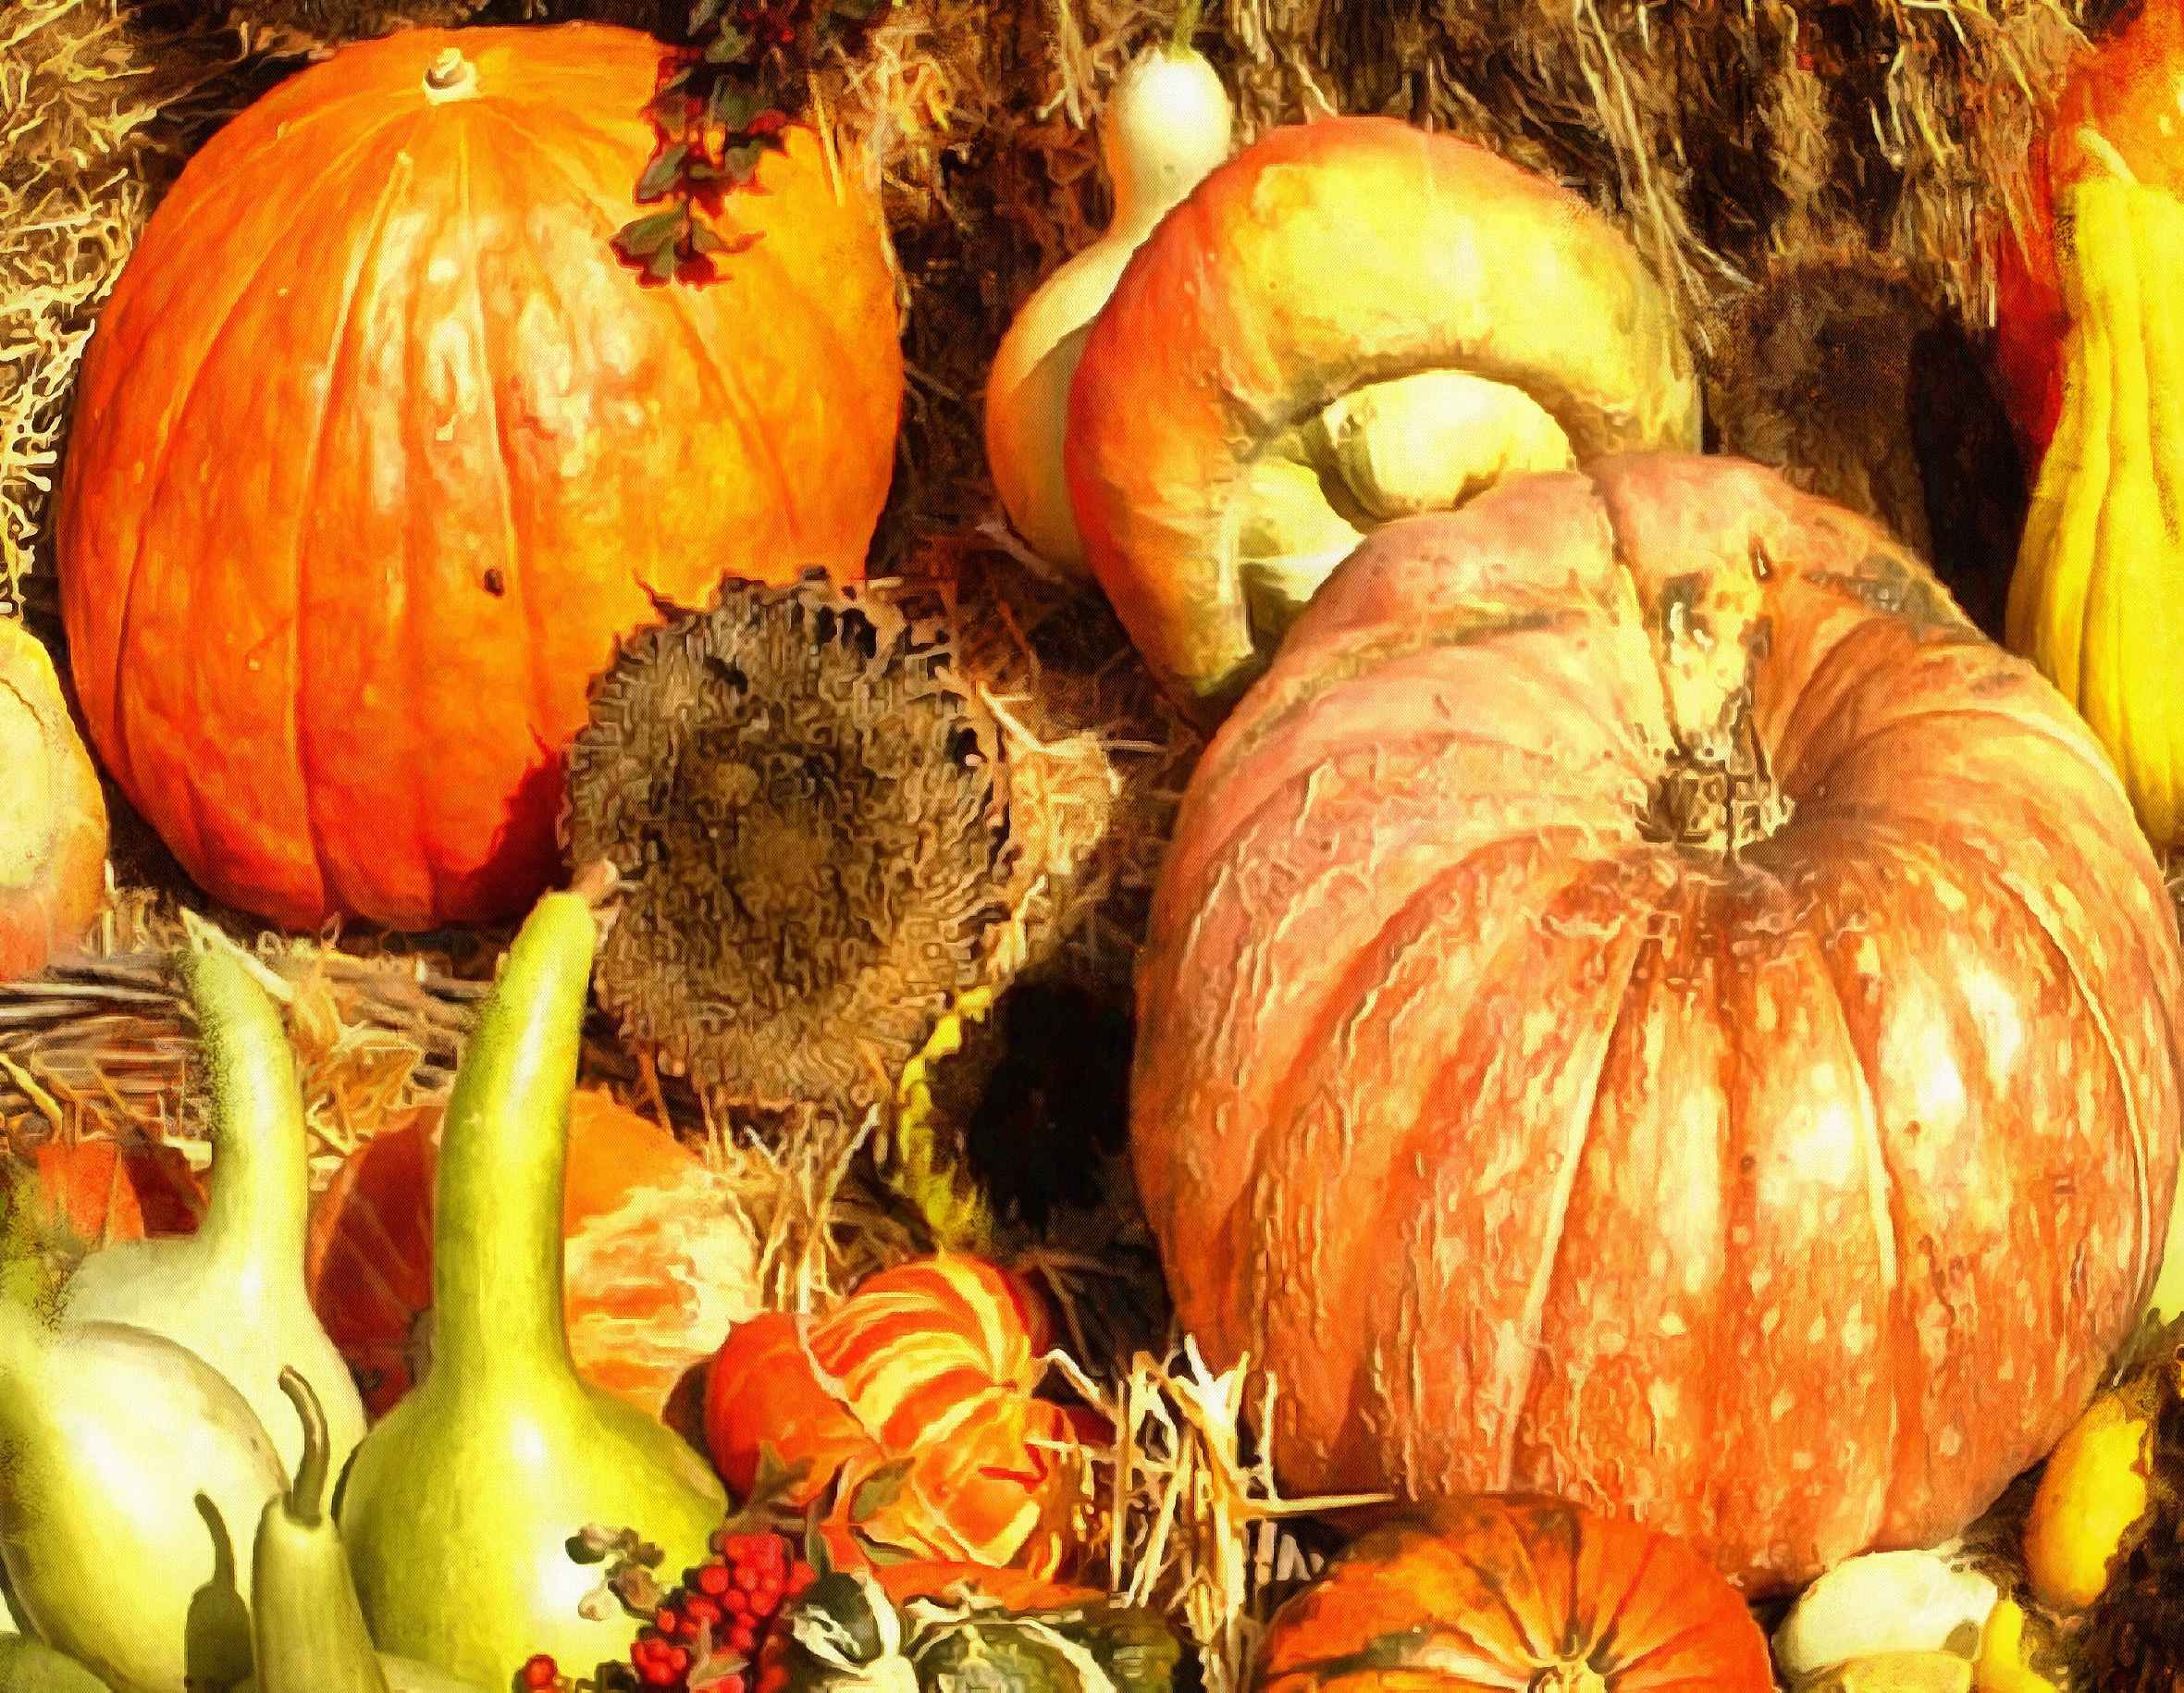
[60,945,365,1483]
[0,1291,281,1693]
[336,891,726,1686]
[239,1370,486,1693]
[0,1635,119,1692]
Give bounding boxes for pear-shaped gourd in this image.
[337,890,727,1687]
[0,1635,119,1692]
[0,1290,282,1693]
[982,18,1233,575]
[239,1370,487,1693]
[60,944,364,1483]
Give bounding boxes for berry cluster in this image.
[517,1528,818,1693]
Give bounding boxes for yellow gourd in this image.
[2006,153,2184,850]
[982,19,1234,575]
[2020,1378,2158,1612]
[1971,1601,2065,1693]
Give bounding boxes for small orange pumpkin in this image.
[306,1087,761,1417]
[56,24,903,931]
[0,621,106,981]
[1252,1495,1774,1691]
[703,1255,1100,1574]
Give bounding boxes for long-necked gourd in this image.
[60,943,364,1482]
[336,889,726,1686]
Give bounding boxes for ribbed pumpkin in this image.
[704,1255,1097,1574]
[56,24,903,931]
[0,621,106,980]
[305,1087,762,1417]
[1132,451,2184,1594]
[1252,1496,1773,1691]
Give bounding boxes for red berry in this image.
[734,1565,763,1593]
[670,1646,693,1673]
[730,1624,759,1654]
[719,1678,747,1693]
[697,1563,734,1597]
[687,1596,724,1627]
[520,1655,560,1690]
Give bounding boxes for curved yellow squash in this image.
[2008,172,2184,850]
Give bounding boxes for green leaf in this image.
[805,1505,833,1577]
[746,1441,816,1510]
[848,1527,920,1567]
[636,142,691,201]
[719,140,769,186]
[688,221,730,254]
[706,22,755,62]
[616,208,685,256]
[709,80,763,132]
[647,241,682,281]
[687,0,723,31]
[846,1457,915,1525]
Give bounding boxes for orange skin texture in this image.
[1252,1496,1773,1692]
[1994,5,2184,458]
[56,24,903,932]
[305,1086,755,1418]
[1065,114,1698,720]
[704,1255,1100,1574]
[1130,451,2184,1594]
[7,1138,204,1248]
[0,622,107,980]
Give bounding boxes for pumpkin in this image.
[703,1255,1097,1574]
[305,1087,762,1417]
[1252,1495,1773,1691]
[1131,451,2184,1594]
[1992,3,2184,464]
[55,24,903,932]
[0,621,106,980]
[4,1137,202,1251]
[1064,114,1698,721]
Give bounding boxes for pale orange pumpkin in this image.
[305,1087,761,1417]
[0,621,106,980]
[56,24,903,932]
[703,1255,1100,1574]
[1253,1495,1774,1691]
[1132,451,2184,1593]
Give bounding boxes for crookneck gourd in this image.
[2006,164,2184,851]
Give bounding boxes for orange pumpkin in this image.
[56,24,903,932]
[1252,1496,1773,1691]
[1131,452,2184,1593]
[0,621,106,980]
[1993,5,2184,461]
[305,1087,761,1417]
[5,1138,202,1250]
[703,1255,1099,1574]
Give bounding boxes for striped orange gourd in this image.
[702,1255,1097,1574]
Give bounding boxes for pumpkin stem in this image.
[1528,1665,1610,1693]
[423,47,478,101]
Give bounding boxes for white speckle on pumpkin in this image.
[1771,1390,1796,1420]
[1659,1311,1687,1338]
[1939,1426,1964,1457]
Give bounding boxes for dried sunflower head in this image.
[563,573,1013,1114]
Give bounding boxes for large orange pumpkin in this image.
[703,1254,1098,1574]
[0,621,106,980]
[305,1087,762,1417]
[1992,5,2184,461]
[1252,1495,1773,1691]
[1131,451,2184,1594]
[56,24,903,931]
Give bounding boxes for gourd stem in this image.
[428,893,597,1391]
[182,945,312,1279]
[278,1367,329,1525]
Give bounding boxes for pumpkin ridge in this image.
[1504,906,1652,1495]
[1813,932,1909,1547]
[490,105,808,548]
[451,117,557,801]
[104,114,402,814]
[1444,1523,1556,1666]
[1579,1528,1659,1672]
[288,118,430,921]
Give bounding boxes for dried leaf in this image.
[616,208,685,258]
[637,142,691,202]
[847,1457,916,1524]
[706,24,755,64]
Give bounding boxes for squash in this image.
[55,24,903,932]
[1064,115,1698,721]
[0,621,105,980]
[305,1087,762,1418]
[1251,1495,1772,1690]
[982,31,1233,575]
[1131,451,2184,1593]
[703,1255,1098,1575]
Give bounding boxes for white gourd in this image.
[983,28,1234,575]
